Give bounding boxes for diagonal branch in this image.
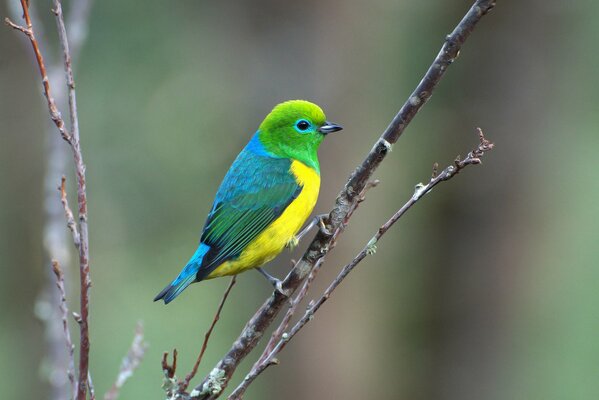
[228,129,495,398]
[189,1,498,398]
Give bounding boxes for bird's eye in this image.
[295,119,311,132]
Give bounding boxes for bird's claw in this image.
[275,280,292,297]
[318,217,332,236]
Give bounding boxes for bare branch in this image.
[52,2,93,398]
[104,322,148,400]
[179,277,237,393]
[187,1,498,398]
[50,260,76,397]
[4,17,29,35]
[4,1,71,143]
[229,129,495,397]
[161,349,179,398]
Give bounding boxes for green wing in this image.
[196,150,301,279]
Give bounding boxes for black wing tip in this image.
[153,285,172,304]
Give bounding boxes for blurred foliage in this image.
[1,0,599,399]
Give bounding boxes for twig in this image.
[228,129,495,398]
[179,277,237,393]
[50,260,76,397]
[190,1,498,398]
[161,349,179,398]
[4,2,71,143]
[162,349,178,380]
[7,1,93,399]
[104,322,148,400]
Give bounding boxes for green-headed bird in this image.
[154,100,342,303]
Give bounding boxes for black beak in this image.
[318,121,343,134]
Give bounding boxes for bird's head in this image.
[257,100,342,172]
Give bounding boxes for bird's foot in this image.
[296,214,331,243]
[274,280,292,297]
[257,267,291,297]
[318,216,332,236]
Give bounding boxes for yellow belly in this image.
[206,160,320,279]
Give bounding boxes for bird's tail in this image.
[154,244,210,304]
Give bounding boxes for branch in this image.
[4,2,71,143]
[53,2,92,398]
[50,260,76,398]
[179,277,237,393]
[7,1,93,399]
[228,129,495,397]
[189,1,498,398]
[161,349,179,398]
[104,322,148,400]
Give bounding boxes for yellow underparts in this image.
[206,160,320,279]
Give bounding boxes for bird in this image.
[154,100,342,304]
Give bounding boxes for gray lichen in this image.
[198,368,226,396]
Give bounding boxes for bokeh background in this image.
[2,0,598,399]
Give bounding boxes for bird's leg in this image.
[287,214,331,250]
[257,268,290,296]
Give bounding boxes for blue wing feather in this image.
[198,147,301,279]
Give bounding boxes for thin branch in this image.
[161,349,179,398]
[179,277,237,393]
[50,260,76,398]
[162,349,178,380]
[4,1,71,143]
[39,0,92,397]
[7,1,93,399]
[229,129,495,398]
[52,2,93,398]
[190,1,498,398]
[104,322,148,400]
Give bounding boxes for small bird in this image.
[154,100,342,303]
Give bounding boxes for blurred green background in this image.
[2,0,598,399]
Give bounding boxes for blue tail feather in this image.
[154,243,210,304]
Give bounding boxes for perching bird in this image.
[154,100,342,304]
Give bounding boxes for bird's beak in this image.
[318,121,343,134]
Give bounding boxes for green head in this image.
[257,100,342,172]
